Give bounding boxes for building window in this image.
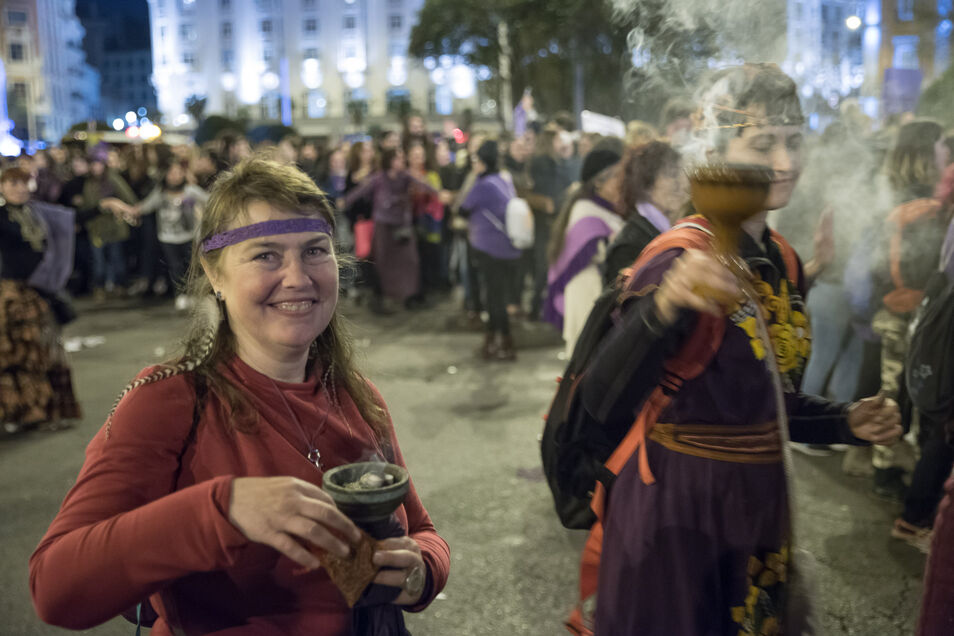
[304,18,318,34]
[433,86,452,115]
[261,19,272,33]
[344,16,356,29]
[307,89,326,118]
[12,83,26,100]
[179,0,196,12]
[344,45,356,58]
[389,41,405,57]
[222,22,232,38]
[898,0,915,21]
[304,47,319,59]
[893,35,920,68]
[222,49,234,71]
[160,25,167,41]
[6,10,27,25]
[303,0,316,8]
[388,0,402,7]
[220,0,231,9]
[937,20,953,74]
[9,43,24,61]
[182,51,195,67]
[263,48,274,63]
[389,15,402,30]
[386,88,410,114]
[180,23,195,41]
[262,91,280,120]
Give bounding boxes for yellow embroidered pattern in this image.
[734,275,812,386]
[731,544,789,636]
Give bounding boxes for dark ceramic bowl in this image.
[322,462,410,523]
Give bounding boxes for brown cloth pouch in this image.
[297,529,382,607]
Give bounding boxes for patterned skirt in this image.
[0,280,81,425]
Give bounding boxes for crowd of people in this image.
[3,61,954,634]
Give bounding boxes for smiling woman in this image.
[29,158,450,636]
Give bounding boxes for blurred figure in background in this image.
[529,127,575,320]
[870,120,949,508]
[544,141,625,356]
[0,167,80,434]
[133,161,209,311]
[461,140,521,361]
[603,140,687,287]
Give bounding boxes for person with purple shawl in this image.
[543,144,624,356]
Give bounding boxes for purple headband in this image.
[202,218,334,253]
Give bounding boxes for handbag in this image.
[354,220,375,260]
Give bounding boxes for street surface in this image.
[1,296,926,635]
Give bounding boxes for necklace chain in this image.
[270,363,351,471]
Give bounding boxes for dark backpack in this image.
[905,270,954,424]
[540,282,629,529]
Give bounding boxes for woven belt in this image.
[648,421,783,464]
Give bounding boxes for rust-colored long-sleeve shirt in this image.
[30,356,450,635]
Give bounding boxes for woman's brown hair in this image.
[105,158,389,445]
[618,141,682,216]
[885,119,944,194]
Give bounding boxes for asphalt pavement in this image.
[0,295,927,635]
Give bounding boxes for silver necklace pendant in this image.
[307,448,323,470]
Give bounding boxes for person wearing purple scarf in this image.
[544,143,625,356]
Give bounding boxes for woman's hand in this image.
[654,249,742,325]
[228,477,361,570]
[372,536,427,606]
[848,396,903,445]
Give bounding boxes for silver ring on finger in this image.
[403,564,426,598]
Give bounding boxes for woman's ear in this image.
[200,256,219,292]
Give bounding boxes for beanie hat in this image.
[581,148,622,183]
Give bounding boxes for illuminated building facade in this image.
[147,0,481,133]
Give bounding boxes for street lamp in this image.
[846,15,862,30]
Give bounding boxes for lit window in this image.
[305,19,318,33]
[261,20,272,34]
[6,10,27,25]
[344,16,356,29]
[893,35,920,68]
[222,22,232,38]
[898,0,915,21]
[307,90,326,118]
[389,15,402,30]
[10,43,24,61]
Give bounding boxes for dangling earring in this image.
[215,290,223,301]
